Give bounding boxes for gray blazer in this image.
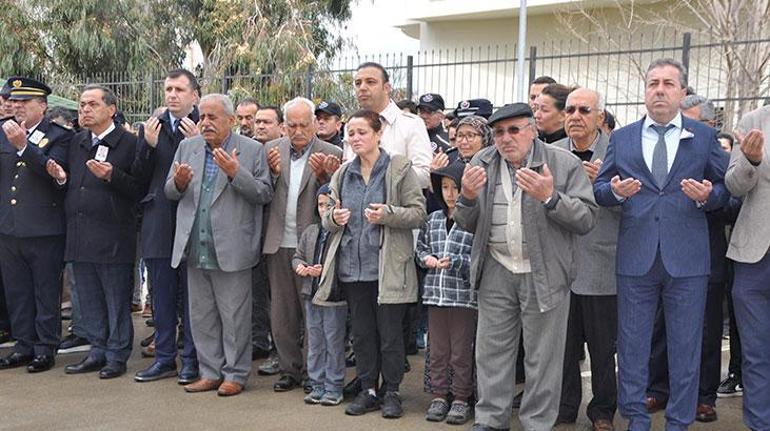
[262,136,342,255]
[164,133,273,272]
[553,132,620,295]
[727,107,770,263]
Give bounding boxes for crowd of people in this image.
[0,57,767,431]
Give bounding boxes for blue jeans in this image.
[305,300,347,393]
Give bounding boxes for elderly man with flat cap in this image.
[0,77,73,373]
[455,102,598,431]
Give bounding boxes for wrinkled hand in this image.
[461,165,487,200]
[178,117,200,138]
[516,164,555,202]
[308,153,327,180]
[86,160,113,181]
[681,178,712,202]
[173,161,194,192]
[610,175,642,198]
[323,154,341,175]
[2,120,27,150]
[213,147,239,178]
[364,203,386,224]
[143,116,161,147]
[332,200,351,226]
[306,264,322,278]
[267,147,281,176]
[431,150,449,172]
[582,159,602,183]
[436,256,451,269]
[739,129,764,164]
[46,159,67,182]
[423,255,440,269]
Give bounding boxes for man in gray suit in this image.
[553,88,619,431]
[263,97,342,392]
[455,103,598,431]
[727,106,770,431]
[165,93,273,397]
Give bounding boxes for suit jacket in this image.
[553,131,620,295]
[64,127,144,264]
[726,105,770,263]
[262,136,342,255]
[594,115,729,277]
[0,118,72,238]
[133,107,199,259]
[165,133,273,272]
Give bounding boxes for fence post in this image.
[681,32,692,74]
[528,46,537,85]
[305,66,314,99]
[406,55,414,101]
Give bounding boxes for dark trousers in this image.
[0,269,10,332]
[560,293,618,422]
[725,277,743,379]
[145,258,196,366]
[343,281,408,393]
[73,262,134,364]
[427,306,476,401]
[732,253,770,431]
[0,235,64,356]
[251,259,271,352]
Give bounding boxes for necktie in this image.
[91,136,100,147]
[173,119,185,141]
[650,124,674,188]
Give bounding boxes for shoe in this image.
[252,347,270,361]
[134,362,177,382]
[141,304,152,318]
[178,363,200,385]
[320,391,343,406]
[345,351,356,367]
[185,378,222,393]
[257,355,280,376]
[345,390,380,416]
[0,352,33,369]
[404,358,411,373]
[140,332,155,348]
[471,425,509,431]
[57,334,91,354]
[217,380,243,397]
[446,400,472,425]
[381,391,403,419]
[0,329,11,345]
[556,415,576,425]
[717,373,743,398]
[511,390,523,409]
[141,341,155,358]
[61,308,72,320]
[304,387,325,404]
[302,377,312,394]
[99,361,127,379]
[645,396,667,413]
[425,397,449,422]
[131,303,142,313]
[273,375,300,392]
[27,355,55,373]
[592,418,615,431]
[145,318,154,327]
[695,404,717,423]
[343,376,362,400]
[65,356,105,374]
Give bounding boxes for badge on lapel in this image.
[38,138,49,148]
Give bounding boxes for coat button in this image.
[10,199,17,205]
[10,186,16,192]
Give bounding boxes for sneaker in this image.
[381,391,403,419]
[717,374,743,398]
[446,400,472,425]
[320,391,343,406]
[345,390,380,416]
[304,387,325,404]
[257,355,280,376]
[57,334,91,354]
[425,397,449,422]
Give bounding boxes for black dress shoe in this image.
[343,376,362,400]
[65,356,106,374]
[273,375,300,392]
[252,347,270,361]
[99,361,127,379]
[177,362,200,385]
[134,361,177,382]
[27,355,55,373]
[140,332,155,348]
[0,352,33,369]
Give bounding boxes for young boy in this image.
[293,184,347,406]
[417,161,477,425]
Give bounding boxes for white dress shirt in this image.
[641,112,683,173]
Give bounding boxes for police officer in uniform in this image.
[0,81,13,345]
[453,98,494,120]
[315,101,344,148]
[418,93,452,155]
[0,77,73,372]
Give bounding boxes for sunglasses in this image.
[455,132,481,141]
[564,105,595,115]
[493,125,529,137]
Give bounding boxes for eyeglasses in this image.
[564,105,595,115]
[455,132,481,141]
[493,125,529,137]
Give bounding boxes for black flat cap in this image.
[454,98,493,119]
[315,101,342,118]
[487,103,532,126]
[418,93,445,112]
[7,77,51,100]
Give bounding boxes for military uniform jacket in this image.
[64,127,144,264]
[0,117,72,238]
[133,107,199,259]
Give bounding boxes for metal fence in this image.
[57,30,770,128]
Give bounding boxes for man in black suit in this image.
[0,77,73,372]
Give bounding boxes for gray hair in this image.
[646,58,688,89]
[200,93,234,116]
[681,94,716,121]
[567,88,606,111]
[282,97,315,120]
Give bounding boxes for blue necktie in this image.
[650,124,674,188]
[91,136,100,148]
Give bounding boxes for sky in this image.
[341,0,419,56]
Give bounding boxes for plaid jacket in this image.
[416,210,477,309]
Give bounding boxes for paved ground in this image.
[0,315,747,430]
